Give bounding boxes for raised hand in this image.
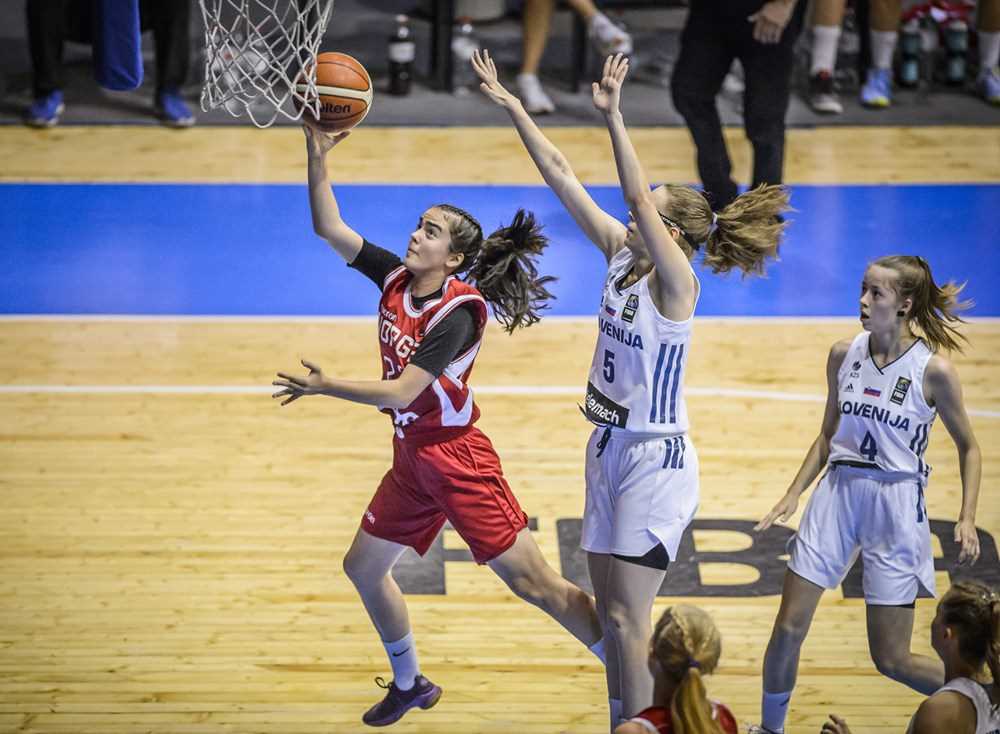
[302,121,350,158]
[592,53,629,115]
[755,492,800,532]
[471,49,518,108]
[272,359,327,406]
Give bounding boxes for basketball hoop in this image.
[198,0,335,128]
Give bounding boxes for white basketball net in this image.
[198,0,335,128]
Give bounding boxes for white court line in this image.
[2,383,998,418]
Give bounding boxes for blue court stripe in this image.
[668,344,685,424]
[649,344,667,422]
[659,345,678,424]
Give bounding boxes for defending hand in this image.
[592,53,629,114]
[272,359,327,406]
[471,49,518,108]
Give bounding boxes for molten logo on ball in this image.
[294,51,373,133]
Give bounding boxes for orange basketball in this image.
[295,52,373,133]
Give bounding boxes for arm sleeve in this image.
[347,240,404,289]
[409,306,478,378]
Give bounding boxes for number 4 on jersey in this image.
[860,431,879,463]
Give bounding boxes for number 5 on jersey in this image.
[603,349,615,383]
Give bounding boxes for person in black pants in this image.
[671,0,805,211]
[26,0,194,128]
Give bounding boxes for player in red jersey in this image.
[615,605,737,734]
[271,122,605,727]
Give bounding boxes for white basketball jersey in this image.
[907,678,1000,734]
[828,332,936,481]
[584,248,698,435]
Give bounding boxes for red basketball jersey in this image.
[377,265,488,444]
[630,701,737,734]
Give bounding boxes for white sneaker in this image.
[517,73,556,114]
[589,12,633,57]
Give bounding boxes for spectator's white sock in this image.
[609,698,624,730]
[811,25,842,74]
[980,31,1000,72]
[761,690,792,733]
[589,636,607,664]
[383,632,418,691]
[870,30,898,69]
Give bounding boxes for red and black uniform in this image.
[628,701,738,734]
[349,241,528,563]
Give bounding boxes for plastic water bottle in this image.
[899,19,921,87]
[388,14,415,96]
[450,18,479,96]
[943,20,968,85]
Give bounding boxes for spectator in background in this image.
[976,0,1000,104]
[26,0,194,128]
[820,581,1000,734]
[859,0,902,107]
[517,0,633,114]
[806,0,847,114]
[671,0,806,212]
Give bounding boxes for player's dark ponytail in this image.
[439,205,556,333]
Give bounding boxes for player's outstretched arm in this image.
[272,359,434,410]
[472,49,626,261]
[303,122,365,263]
[756,339,850,532]
[925,355,982,565]
[596,54,694,306]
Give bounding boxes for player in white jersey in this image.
[751,256,983,734]
[821,581,1000,734]
[472,51,790,726]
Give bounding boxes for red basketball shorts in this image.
[362,427,528,564]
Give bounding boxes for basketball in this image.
[295,52,373,133]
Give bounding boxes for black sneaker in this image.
[808,70,843,114]
[361,675,442,727]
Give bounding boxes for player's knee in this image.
[342,551,373,589]
[605,599,646,640]
[771,617,810,649]
[870,650,908,680]
[505,572,547,608]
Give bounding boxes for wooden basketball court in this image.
[1,125,998,733]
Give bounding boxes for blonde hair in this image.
[659,184,790,277]
[650,605,725,734]
[872,255,972,354]
[938,581,1000,708]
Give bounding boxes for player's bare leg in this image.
[589,552,623,730]
[866,604,944,695]
[488,527,603,646]
[343,528,442,726]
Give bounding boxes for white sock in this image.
[589,636,607,664]
[609,698,624,731]
[871,30,898,70]
[383,632,418,691]
[761,690,792,733]
[980,30,1000,72]
[811,25,842,75]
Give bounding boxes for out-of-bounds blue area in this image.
[1,183,997,315]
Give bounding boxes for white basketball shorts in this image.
[582,427,699,559]
[789,464,935,605]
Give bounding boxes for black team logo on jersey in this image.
[585,381,629,428]
[622,294,639,324]
[890,376,912,406]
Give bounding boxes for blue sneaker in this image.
[26,91,65,127]
[860,67,892,108]
[978,68,1000,106]
[155,90,195,127]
